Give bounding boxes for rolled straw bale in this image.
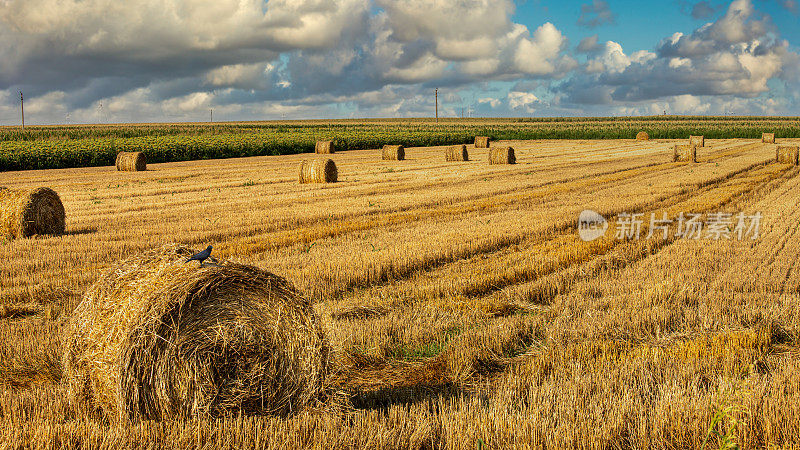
[673,145,697,163]
[0,187,66,239]
[315,141,335,154]
[762,133,775,144]
[382,145,405,161]
[689,135,705,147]
[445,145,469,161]
[636,131,649,141]
[776,146,799,165]
[474,136,490,148]
[489,147,516,165]
[299,158,338,184]
[115,152,147,171]
[62,244,333,422]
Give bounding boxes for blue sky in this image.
[0,0,798,124]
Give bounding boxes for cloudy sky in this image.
[1,0,798,124]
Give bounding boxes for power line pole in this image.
[435,88,439,123]
[20,91,24,129]
[210,109,213,123]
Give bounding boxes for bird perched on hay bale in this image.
[382,145,405,161]
[115,152,147,171]
[474,136,490,148]
[636,131,649,141]
[445,145,469,161]
[186,245,213,264]
[0,187,66,239]
[489,147,516,165]
[299,159,338,183]
[62,244,333,422]
[315,141,335,154]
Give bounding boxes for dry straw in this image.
[63,244,333,422]
[636,131,649,141]
[299,158,338,183]
[474,136,490,148]
[673,145,697,163]
[382,145,405,161]
[445,145,469,161]
[0,187,66,239]
[489,147,516,165]
[115,152,147,171]
[762,133,776,144]
[315,141,335,154]
[689,135,705,147]
[776,146,799,165]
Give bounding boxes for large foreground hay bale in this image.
[474,136,490,148]
[445,145,469,161]
[315,141,335,154]
[673,145,697,163]
[489,147,516,165]
[776,146,799,165]
[299,158,338,184]
[689,135,704,147]
[382,145,405,161]
[115,152,147,171]
[63,244,332,422]
[0,187,66,239]
[636,131,649,141]
[762,133,776,144]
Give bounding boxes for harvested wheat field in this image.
[3,138,800,448]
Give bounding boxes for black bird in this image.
[186,245,213,264]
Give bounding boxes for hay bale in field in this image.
[673,145,697,163]
[381,145,405,161]
[776,146,799,165]
[762,133,776,144]
[445,145,469,162]
[489,147,516,165]
[315,141,335,154]
[115,152,147,171]
[474,136,490,148]
[62,244,333,422]
[636,131,649,141]
[299,158,338,184]
[689,135,704,147]
[0,187,66,239]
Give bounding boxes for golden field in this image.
[1,137,800,448]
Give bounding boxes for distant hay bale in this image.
[62,244,332,422]
[0,187,66,239]
[299,158,338,184]
[673,145,697,163]
[445,145,469,162]
[636,131,649,141]
[115,152,147,171]
[315,141,335,154]
[689,135,705,147]
[776,146,799,165]
[762,133,775,144]
[489,147,516,165]
[381,145,405,161]
[474,136,490,148]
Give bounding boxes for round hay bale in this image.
[777,146,799,165]
[299,158,338,184]
[673,145,697,163]
[63,244,333,422]
[0,187,66,239]
[489,147,516,165]
[474,136,490,148]
[636,131,649,141]
[315,141,335,154]
[689,135,705,147]
[115,152,147,171]
[445,145,469,162]
[381,145,405,161]
[762,133,775,144]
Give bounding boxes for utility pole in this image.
[210,109,213,123]
[434,89,439,123]
[20,91,24,129]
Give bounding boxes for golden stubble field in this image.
[1,138,800,448]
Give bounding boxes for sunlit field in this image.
[2,134,800,448]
